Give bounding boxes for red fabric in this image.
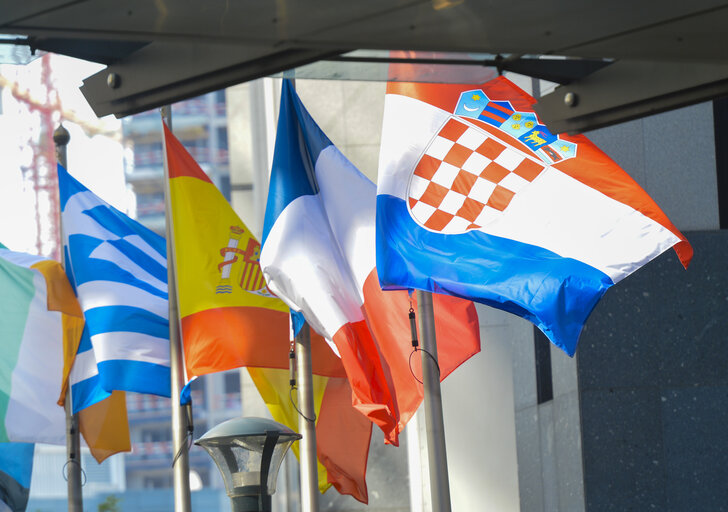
[332,318,399,444]
[163,124,213,182]
[182,306,346,379]
[386,78,692,268]
[317,377,372,504]
[330,267,481,445]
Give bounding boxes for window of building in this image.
[140,427,171,443]
[534,328,553,404]
[143,474,173,489]
[218,174,231,201]
[217,126,228,150]
[133,141,164,167]
[224,371,241,394]
[714,97,728,229]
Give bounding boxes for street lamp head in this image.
[195,417,301,512]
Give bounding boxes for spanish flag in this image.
[163,124,370,502]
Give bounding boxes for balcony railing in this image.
[136,202,165,216]
[126,391,204,413]
[126,442,209,465]
[133,147,228,168]
[132,441,173,456]
[212,393,242,411]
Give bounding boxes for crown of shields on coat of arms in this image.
[216,225,274,297]
[406,115,548,234]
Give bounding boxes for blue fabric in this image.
[84,306,169,339]
[376,194,612,356]
[71,374,110,412]
[96,360,170,398]
[262,81,339,331]
[290,310,306,337]
[58,165,165,256]
[262,80,319,245]
[179,380,192,406]
[262,80,334,245]
[66,234,167,298]
[0,443,33,487]
[59,164,171,411]
[0,442,33,512]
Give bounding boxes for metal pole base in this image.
[230,494,272,512]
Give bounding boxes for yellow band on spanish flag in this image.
[165,123,342,380]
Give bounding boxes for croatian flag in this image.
[59,165,170,411]
[260,81,480,445]
[376,77,692,356]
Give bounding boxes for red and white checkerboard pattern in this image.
[407,117,546,233]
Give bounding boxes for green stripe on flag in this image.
[0,256,36,442]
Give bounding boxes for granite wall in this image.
[577,231,728,512]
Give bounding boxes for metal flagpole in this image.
[416,290,452,512]
[295,322,320,512]
[286,77,320,512]
[160,106,192,512]
[54,124,83,512]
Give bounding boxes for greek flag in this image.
[58,165,170,412]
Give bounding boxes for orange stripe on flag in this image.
[78,391,131,463]
[164,121,366,500]
[181,306,346,379]
[164,124,213,183]
[359,268,480,437]
[317,377,372,503]
[332,318,399,445]
[387,77,692,269]
[36,259,131,463]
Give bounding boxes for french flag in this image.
[260,80,480,445]
[376,77,693,357]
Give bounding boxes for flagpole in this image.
[286,77,320,512]
[54,124,83,512]
[416,290,452,512]
[295,322,319,512]
[160,106,192,512]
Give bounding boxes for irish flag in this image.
[0,245,74,444]
[0,244,129,462]
[164,125,371,502]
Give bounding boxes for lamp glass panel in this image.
[202,441,264,497]
[200,433,300,496]
[263,439,297,494]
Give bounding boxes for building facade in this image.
[122,91,230,235]
[23,75,728,512]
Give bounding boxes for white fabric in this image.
[260,146,379,355]
[378,93,680,283]
[5,271,65,445]
[313,146,377,294]
[75,280,168,319]
[90,331,169,365]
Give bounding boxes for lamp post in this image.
[195,417,301,512]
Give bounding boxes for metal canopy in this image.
[2,0,728,131]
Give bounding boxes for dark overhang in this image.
[2,0,727,132]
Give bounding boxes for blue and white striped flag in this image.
[58,165,170,412]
